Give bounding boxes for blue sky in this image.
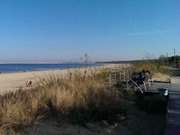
[0,0,179,62]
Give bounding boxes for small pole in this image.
[174,48,176,65]
[166,52,169,65]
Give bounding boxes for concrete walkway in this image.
[166,77,180,135]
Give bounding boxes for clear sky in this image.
[0,0,179,63]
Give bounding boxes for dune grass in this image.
[133,61,170,75]
[0,69,124,134]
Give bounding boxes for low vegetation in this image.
[0,69,124,134]
[133,61,170,75]
[0,65,169,135]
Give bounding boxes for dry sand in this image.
[0,70,58,94]
[0,68,90,95]
[0,63,169,95]
[0,64,130,95]
[0,63,170,95]
[152,72,171,82]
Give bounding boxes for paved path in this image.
[166,77,180,135]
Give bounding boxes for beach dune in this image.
[0,64,130,95]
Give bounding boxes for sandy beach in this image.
[0,68,87,95]
[0,63,169,95]
[0,70,54,94]
[0,64,130,95]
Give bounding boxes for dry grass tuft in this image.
[0,69,123,134]
[134,62,170,74]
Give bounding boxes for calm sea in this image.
[0,64,97,73]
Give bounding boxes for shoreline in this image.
[0,63,99,74]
